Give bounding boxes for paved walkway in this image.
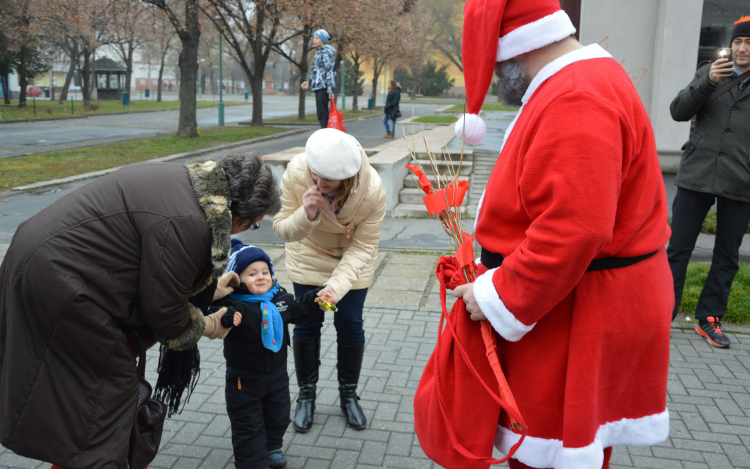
[2,247,750,469]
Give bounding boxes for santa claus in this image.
[451,1,674,468]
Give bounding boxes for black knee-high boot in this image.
[338,344,367,430]
[293,339,320,432]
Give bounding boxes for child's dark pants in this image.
[225,365,291,469]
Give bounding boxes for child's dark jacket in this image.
[212,283,321,373]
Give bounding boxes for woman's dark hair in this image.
[220,152,281,223]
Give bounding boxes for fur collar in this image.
[186,160,232,285]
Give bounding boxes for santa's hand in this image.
[214,271,240,300]
[453,283,486,321]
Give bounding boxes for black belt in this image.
[480,248,658,271]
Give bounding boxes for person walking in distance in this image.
[301,29,336,128]
[383,80,401,138]
[668,16,750,348]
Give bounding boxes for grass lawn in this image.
[401,99,464,105]
[0,99,226,120]
[265,109,376,123]
[413,115,458,124]
[1,125,286,189]
[680,262,750,324]
[445,103,520,112]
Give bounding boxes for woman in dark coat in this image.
[383,80,401,138]
[0,152,280,469]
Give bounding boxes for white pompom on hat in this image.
[456,0,576,145]
[305,128,362,180]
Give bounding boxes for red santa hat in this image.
[456,0,576,145]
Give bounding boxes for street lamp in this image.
[218,29,224,126]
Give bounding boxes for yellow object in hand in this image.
[315,297,338,312]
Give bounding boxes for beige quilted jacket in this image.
[273,151,386,299]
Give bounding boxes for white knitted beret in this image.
[305,128,362,180]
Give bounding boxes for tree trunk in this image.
[372,57,383,107]
[296,25,312,120]
[157,44,169,102]
[176,33,199,137]
[18,46,29,109]
[249,65,263,126]
[125,46,134,102]
[81,48,93,107]
[333,50,343,102]
[297,58,307,121]
[59,50,78,103]
[351,54,360,112]
[2,74,10,105]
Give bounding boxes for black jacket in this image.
[213,283,321,373]
[670,64,750,202]
[385,87,401,118]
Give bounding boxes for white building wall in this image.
[579,0,704,172]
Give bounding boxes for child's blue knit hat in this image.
[226,239,274,277]
[314,29,331,44]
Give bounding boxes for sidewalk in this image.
[2,246,750,469]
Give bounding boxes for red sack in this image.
[327,97,346,132]
[414,256,527,469]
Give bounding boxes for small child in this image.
[213,241,321,469]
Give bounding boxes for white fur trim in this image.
[455,113,486,145]
[495,409,670,469]
[473,268,535,342]
[497,11,576,63]
[522,44,612,104]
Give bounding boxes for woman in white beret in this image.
[273,128,386,433]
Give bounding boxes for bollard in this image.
[71,96,74,115]
[33,96,36,117]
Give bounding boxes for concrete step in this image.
[391,203,467,218]
[403,175,470,189]
[411,159,473,176]
[399,188,469,205]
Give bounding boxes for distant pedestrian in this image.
[212,242,322,469]
[383,80,401,138]
[667,16,750,348]
[300,29,336,128]
[273,128,386,434]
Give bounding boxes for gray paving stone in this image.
[357,441,387,466]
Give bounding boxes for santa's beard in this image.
[495,59,531,107]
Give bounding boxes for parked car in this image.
[22,85,43,97]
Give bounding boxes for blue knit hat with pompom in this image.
[226,239,274,278]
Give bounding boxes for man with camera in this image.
[668,16,750,348]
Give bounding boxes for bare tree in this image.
[143,0,201,137]
[203,0,298,126]
[142,8,176,101]
[423,0,462,72]
[107,0,152,98]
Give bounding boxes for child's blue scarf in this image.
[229,284,283,353]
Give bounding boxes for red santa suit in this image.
[469,38,673,469]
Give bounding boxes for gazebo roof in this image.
[94,58,126,71]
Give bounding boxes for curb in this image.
[11,128,309,191]
[256,112,383,127]
[0,102,251,125]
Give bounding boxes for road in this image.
[0,94,400,159]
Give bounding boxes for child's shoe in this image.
[268,450,287,468]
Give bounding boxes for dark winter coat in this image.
[214,283,321,374]
[670,64,750,202]
[384,87,401,119]
[0,160,233,469]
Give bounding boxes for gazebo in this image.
[94,58,126,100]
